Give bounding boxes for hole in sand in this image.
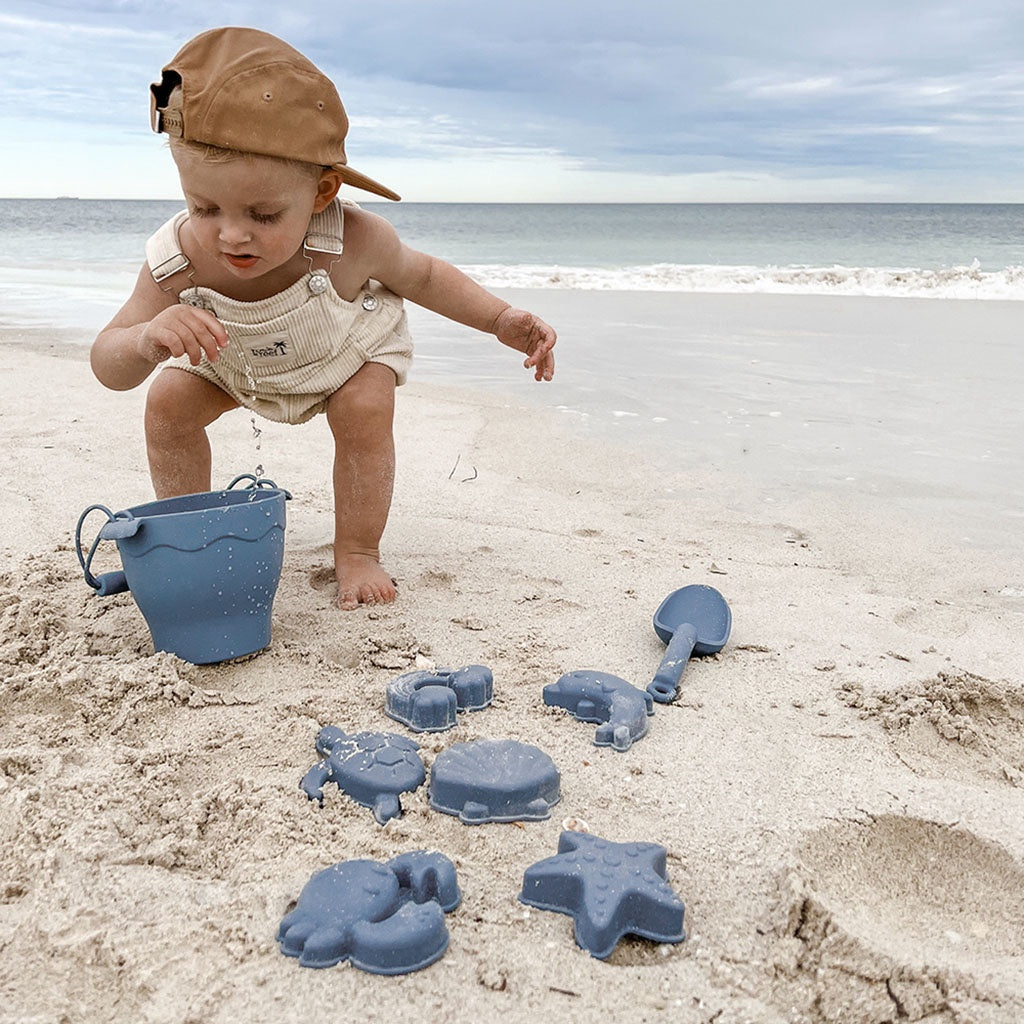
[774,815,1024,1022]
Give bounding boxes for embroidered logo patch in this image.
[246,333,289,359]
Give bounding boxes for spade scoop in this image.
[647,584,731,703]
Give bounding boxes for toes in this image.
[336,574,397,610]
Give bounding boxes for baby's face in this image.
[174,149,327,279]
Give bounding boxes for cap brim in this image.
[335,163,401,202]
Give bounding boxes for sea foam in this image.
[462,259,1024,300]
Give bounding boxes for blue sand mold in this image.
[300,726,426,824]
[429,739,560,824]
[543,670,654,751]
[519,831,686,959]
[277,850,461,974]
[386,664,494,732]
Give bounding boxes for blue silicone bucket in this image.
[76,474,291,664]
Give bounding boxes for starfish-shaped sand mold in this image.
[519,831,686,959]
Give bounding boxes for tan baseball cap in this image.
[151,26,400,201]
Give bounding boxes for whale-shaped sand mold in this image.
[385,664,494,732]
[543,670,655,751]
[519,831,686,959]
[300,726,426,824]
[429,739,560,824]
[277,850,461,974]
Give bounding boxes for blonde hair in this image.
[164,86,326,181]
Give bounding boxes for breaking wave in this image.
[463,259,1024,300]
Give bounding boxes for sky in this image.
[4,1,1024,202]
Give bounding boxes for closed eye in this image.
[190,205,217,218]
[251,210,283,224]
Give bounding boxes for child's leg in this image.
[145,368,239,498]
[325,362,397,610]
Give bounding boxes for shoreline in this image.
[2,334,1023,1022]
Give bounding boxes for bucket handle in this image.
[74,504,136,595]
[227,473,292,499]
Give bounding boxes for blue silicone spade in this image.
[647,585,731,703]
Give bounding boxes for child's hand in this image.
[137,305,229,367]
[493,307,556,381]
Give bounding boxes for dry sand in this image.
[1,317,1023,1023]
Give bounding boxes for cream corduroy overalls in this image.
[145,198,413,424]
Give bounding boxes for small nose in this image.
[218,218,252,246]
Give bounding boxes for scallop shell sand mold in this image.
[428,739,561,824]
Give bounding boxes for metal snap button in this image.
[361,293,379,311]
[308,270,329,295]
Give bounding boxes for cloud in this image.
[5,1,1024,199]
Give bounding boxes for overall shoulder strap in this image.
[304,198,348,254]
[145,211,191,284]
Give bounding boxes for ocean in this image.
[2,199,1021,551]
[4,199,1024,306]
[3,198,1024,331]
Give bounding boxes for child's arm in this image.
[354,211,556,381]
[91,265,228,391]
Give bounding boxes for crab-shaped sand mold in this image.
[544,670,654,751]
[277,850,461,974]
[300,726,425,824]
[519,831,686,959]
[429,738,561,824]
[385,664,494,732]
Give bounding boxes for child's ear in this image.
[313,170,343,212]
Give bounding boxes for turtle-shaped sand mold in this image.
[300,725,425,824]
[278,850,461,974]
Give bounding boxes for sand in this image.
[1,295,1023,1024]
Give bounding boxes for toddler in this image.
[92,27,556,610]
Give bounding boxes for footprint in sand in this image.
[308,566,336,592]
[419,568,455,587]
[839,672,1024,788]
[773,815,1024,1023]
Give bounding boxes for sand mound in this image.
[839,673,1024,787]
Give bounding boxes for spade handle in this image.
[647,622,698,703]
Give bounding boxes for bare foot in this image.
[335,552,397,610]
